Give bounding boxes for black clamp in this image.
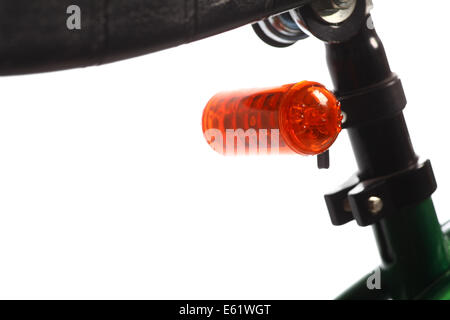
[325,160,437,226]
[339,75,407,129]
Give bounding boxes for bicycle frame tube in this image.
[338,199,450,300]
[374,199,450,299]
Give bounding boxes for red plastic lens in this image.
[202,81,342,155]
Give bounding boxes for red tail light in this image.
[202,81,342,155]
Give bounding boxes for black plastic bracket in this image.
[325,160,437,226]
[317,150,330,169]
[339,75,407,129]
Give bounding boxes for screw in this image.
[368,196,383,214]
[312,0,357,24]
[341,111,347,124]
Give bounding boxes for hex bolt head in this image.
[368,196,383,214]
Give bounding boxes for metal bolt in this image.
[341,111,347,124]
[311,0,357,24]
[368,196,383,214]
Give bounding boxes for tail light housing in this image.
[202,81,342,155]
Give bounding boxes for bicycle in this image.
[1,0,449,300]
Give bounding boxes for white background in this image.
[0,1,449,299]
